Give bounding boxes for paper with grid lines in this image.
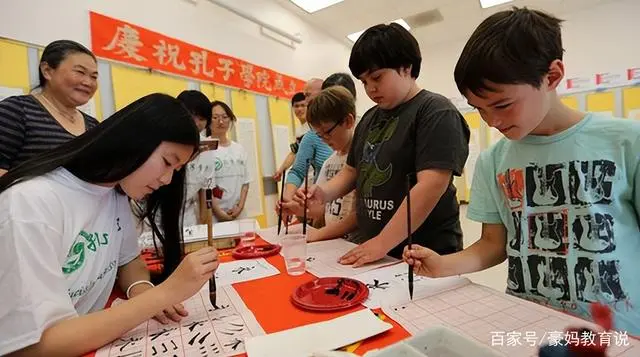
[382,281,639,357]
[95,284,263,357]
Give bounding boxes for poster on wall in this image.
[235,118,264,218]
[89,12,305,99]
[465,127,480,190]
[0,86,24,101]
[272,125,291,173]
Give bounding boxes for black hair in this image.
[291,92,306,105]
[177,90,213,128]
[454,7,564,97]
[38,40,97,89]
[322,72,357,99]
[207,101,236,137]
[349,23,421,79]
[0,93,200,283]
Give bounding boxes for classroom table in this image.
[87,235,411,357]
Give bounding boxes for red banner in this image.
[90,12,305,98]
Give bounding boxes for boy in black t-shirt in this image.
[291,23,471,266]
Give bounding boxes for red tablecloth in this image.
[87,236,410,356]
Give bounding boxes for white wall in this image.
[419,0,640,98]
[0,0,374,113]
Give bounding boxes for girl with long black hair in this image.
[0,93,219,356]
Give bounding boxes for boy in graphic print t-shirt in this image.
[403,8,640,335]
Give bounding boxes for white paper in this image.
[272,124,291,174]
[235,118,264,218]
[245,309,393,357]
[0,86,24,101]
[352,263,471,309]
[215,258,280,286]
[303,239,399,278]
[629,109,640,120]
[382,282,640,356]
[95,284,264,357]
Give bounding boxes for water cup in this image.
[281,233,307,276]
[238,219,257,247]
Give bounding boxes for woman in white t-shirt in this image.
[0,93,219,357]
[207,101,251,222]
[177,90,216,227]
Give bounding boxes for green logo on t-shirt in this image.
[359,116,398,196]
[62,230,110,275]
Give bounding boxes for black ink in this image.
[170,340,177,350]
[232,266,255,275]
[161,342,167,353]
[219,331,234,336]
[115,336,144,352]
[185,320,206,332]
[199,332,211,344]
[229,323,244,327]
[306,257,316,262]
[366,279,390,290]
[224,338,243,351]
[116,217,122,231]
[208,304,229,312]
[152,346,157,356]
[189,332,201,346]
[325,278,344,296]
[149,327,175,341]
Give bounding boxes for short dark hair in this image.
[454,7,564,97]
[291,92,305,105]
[307,86,356,127]
[177,90,212,128]
[322,73,357,99]
[349,23,421,79]
[38,40,96,89]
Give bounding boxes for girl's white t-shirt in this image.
[213,141,251,221]
[0,168,139,356]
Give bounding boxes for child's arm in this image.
[339,168,453,266]
[310,211,358,242]
[404,223,507,277]
[274,152,296,181]
[230,183,249,218]
[284,133,315,199]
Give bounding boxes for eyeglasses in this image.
[312,120,342,140]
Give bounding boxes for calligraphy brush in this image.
[406,173,414,300]
[205,188,217,307]
[303,158,310,235]
[277,169,286,235]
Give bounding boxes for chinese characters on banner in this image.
[89,12,305,98]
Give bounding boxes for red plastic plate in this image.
[232,244,282,259]
[291,277,369,312]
